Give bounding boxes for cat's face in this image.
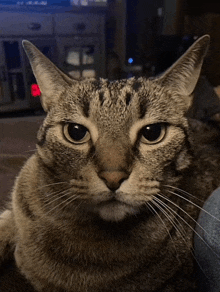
[37,78,190,221]
[23,35,210,222]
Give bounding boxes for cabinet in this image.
[56,36,103,79]
[0,41,11,105]
[0,8,106,114]
[0,38,57,112]
[0,39,28,110]
[55,12,105,79]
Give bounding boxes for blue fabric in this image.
[194,187,220,291]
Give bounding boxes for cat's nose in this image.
[98,171,129,191]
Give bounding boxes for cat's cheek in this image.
[175,148,192,171]
[36,146,54,167]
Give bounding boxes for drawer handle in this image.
[28,23,41,30]
[76,23,86,31]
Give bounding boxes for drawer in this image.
[54,13,101,35]
[0,12,53,36]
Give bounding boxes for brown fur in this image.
[1,35,220,291]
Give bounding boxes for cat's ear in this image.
[157,35,210,97]
[22,40,73,112]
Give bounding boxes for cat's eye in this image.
[140,123,166,144]
[63,123,90,144]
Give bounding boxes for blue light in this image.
[128,58,134,64]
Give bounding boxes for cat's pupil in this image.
[68,124,88,141]
[142,124,163,142]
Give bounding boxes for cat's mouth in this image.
[93,198,140,222]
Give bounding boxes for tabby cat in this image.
[0,35,220,291]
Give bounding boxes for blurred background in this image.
[0,0,220,115]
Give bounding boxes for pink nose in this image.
[98,171,129,191]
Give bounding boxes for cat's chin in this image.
[94,201,139,222]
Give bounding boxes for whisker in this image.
[69,178,88,186]
[166,189,220,223]
[154,195,213,280]
[42,181,88,210]
[147,200,180,261]
[23,149,36,153]
[43,184,88,206]
[45,192,80,216]
[44,189,72,206]
[44,192,72,215]
[58,194,82,214]
[157,193,220,259]
[37,181,68,191]
[153,197,186,237]
[144,201,155,216]
[157,193,210,240]
[164,185,204,203]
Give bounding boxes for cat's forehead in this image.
[64,77,163,116]
[72,77,148,103]
[49,76,186,130]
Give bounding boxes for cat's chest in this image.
[15,229,193,292]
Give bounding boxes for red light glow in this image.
[31,84,41,97]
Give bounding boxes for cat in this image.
[0,34,220,292]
